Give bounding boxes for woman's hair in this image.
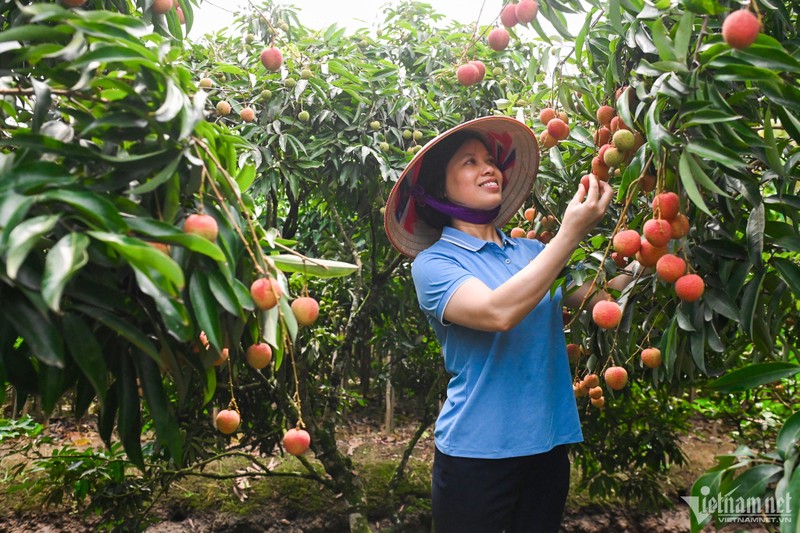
[415,131,488,230]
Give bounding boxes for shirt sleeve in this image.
[411,251,474,325]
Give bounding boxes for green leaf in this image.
[763,108,786,178]
[2,292,65,368]
[88,231,184,295]
[649,18,676,61]
[685,152,730,197]
[703,288,740,322]
[776,411,800,460]
[679,150,713,216]
[75,305,163,367]
[133,269,192,342]
[740,271,764,340]
[62,313,108,403]
[783,463,800,533]
[125,218,226,262]
[609,0,624,35]
[41,233,90,312]
[0,25,69,44]
[746,203,765,271]
[774,257,800,300]
[674,10,694,59]
[133,350,183,466]
[207,271,245,319]
[721,464,784,518]
[708,362,800,393]
[40,189,127,232]
[271,254,358,278]
[5,214,60,279]
[155,79,185,123]
[128,156,181,195]
[117,356,145,470]
[188,272,223,351]
[686,140,746,170]
[689,469,724,531]
[261,305,283,369]
[38,364,68,418]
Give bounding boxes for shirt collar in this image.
[440,226,517,252]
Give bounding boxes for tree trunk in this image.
[384,350,394,435]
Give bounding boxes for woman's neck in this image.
[450,219,502,245]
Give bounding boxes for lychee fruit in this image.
[639,174,656,193]
[670,214,690,239]
[488,28,510,51]
[590,396,606,409]
[604,366,628,390]
[500,3,519,27]
[643,218,672,247]
[216,409,240,434]
[515,0,538,24]
[588,386,603,399]
[539,107,556,125]
[594,126,611,147]
[612,129,635,152]
[469,60,486,80]
[260,47,283,72]
[566,343,582,363]
[603,146,625,167]
[652,192,680,220]
[592,300,622,329]
[596,105,615,126]
[183,213,219,241]
[613,229,642,257]
[583,373,600,388]
[510,227,526,238]
[456,63,482,86]
[675,274,705,302]
[539,131,557,149]
[591,156,610,180]
[246,343,273,369]
[215,101,231,116]
[524,207,536,222]
[250,277,283,310]
[612,252,627,268]
[546,118,570,141]
[641,347,662,369]
[283,428,311,456]
[240,107,256,122]
[291,297,320,326]
[656,254,686,283]
[722,9,760,50]
[636,238,668,267]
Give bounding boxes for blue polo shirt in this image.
[411,226,583,459]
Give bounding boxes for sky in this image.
[191,0,507,38]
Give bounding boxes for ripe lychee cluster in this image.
[591,100,644,181]
[509,205,557,243]
[488,1,538,51]
[537,107,570,149]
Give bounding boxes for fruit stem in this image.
[226,356,240,415]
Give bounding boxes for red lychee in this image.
[594,126,611,147]
[216,409,240,434]
[291,296,320,326]
[547,118,570,141]
[183,213,219,241]
[246,343,273,369]
[592,300,622,329]
[488,28,510,51]
[566,343,582,363]
[456,63,482,86]
[283,428,311,456]
[670,214,690,239]
[613,229,642,257]
[652,192,680,220]
[604,366,628,390]
[510,227,526,238]
[583,374,600,388]
[260,47,283,72]
[515,0,538,24]
[539,131,557,149]
[469,60,486,80]
[656,254,687,283]
[539,107,556,125]
[500,3,519,27]
[675,274,705,302]
[636,238,668,267]
[250,277,283,310]
[596,105,614,126]
[641,347,662,369]
[592,156,610,180]
[643,218,672,247]
[152,0,172,14]
[722,9,760,50]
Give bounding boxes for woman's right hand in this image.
[559,174,614,245]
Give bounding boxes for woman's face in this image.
[444,138,503,211]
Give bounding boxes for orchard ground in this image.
[0,410,768,533]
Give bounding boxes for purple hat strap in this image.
[411,185,500,225]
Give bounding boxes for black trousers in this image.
[432,444,570,533]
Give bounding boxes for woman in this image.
[384,116,631,532]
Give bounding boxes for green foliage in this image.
[573,383,690,510]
